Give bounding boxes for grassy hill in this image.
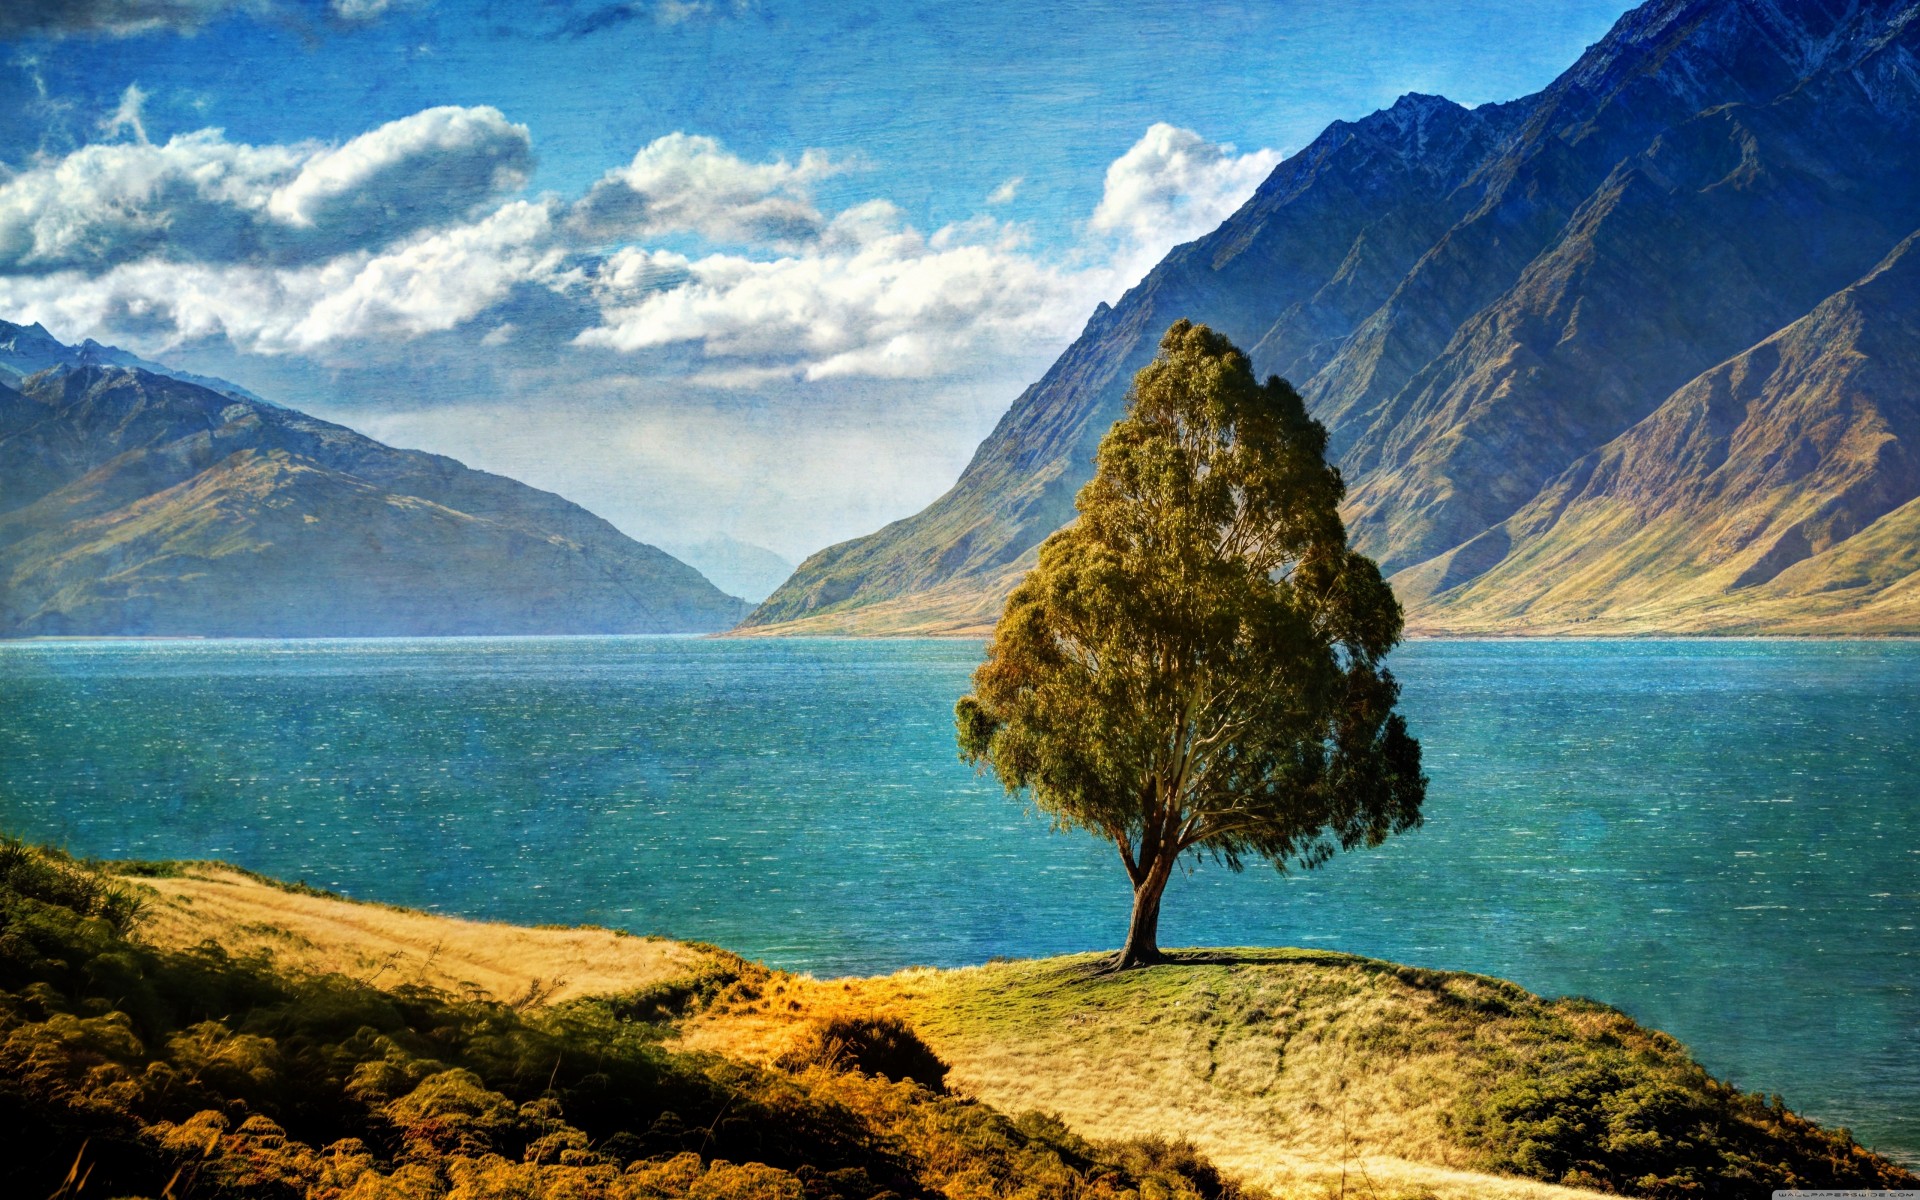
[2,844,1907,1199]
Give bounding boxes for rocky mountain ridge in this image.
[0,318,268,404]
[747,0,1920,636]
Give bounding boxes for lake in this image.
[0,636,1914,1163]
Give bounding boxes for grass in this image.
[38,846,1912,1199]
[680,950,1915,1199]
[1,838,1250,1200]
[125,861,705,1005]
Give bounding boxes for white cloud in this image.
[570,132,845,248]
[0,116,1276,387]
[0,105,530,274]
[0,130,303,272]
[574,202,1087,383]
[0,199,566,354]
[281,199,564,348]
[986,176,1022,205]
[1090,122,1280,280]
[330,0,399,18]
[569,124,1277,386]
[265,105,532,253]
[100,83,150,143]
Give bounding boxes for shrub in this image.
[1454,1045,1916,1195]
[776,1011,950,1091]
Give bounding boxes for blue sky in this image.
[0,0,1635,560]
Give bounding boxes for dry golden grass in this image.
[120,863,705,1005]
[679,950,1622,1200]
[107,867,1771,1200]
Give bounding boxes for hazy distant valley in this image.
[0,321,748,637]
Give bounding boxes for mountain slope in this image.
[1400,229,1920,633]
[0,364,749,637]
[748,0,1920,636]
[1332,0,1920,571]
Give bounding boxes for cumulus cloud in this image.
[0,131,304,273]
[0,105,531,274]
[0,113,1276,388]
[1090,122,1280,277]
[574,202,1087,383]
[283,200,564,348]
[570,132,843,249]
[568,124,1278,386]
[265,106,533,256]
[0,199,566,355]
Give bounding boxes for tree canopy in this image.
[956,320,1425,967]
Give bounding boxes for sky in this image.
[0,0,1637,562]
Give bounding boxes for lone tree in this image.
[956,320,1425,969]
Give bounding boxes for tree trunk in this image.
[1115,863,1171,969]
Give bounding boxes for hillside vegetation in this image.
[686,954,1912,1198]
[77,853,1917,1199]
[105,856,1920,1190]
[3,843,1246,1200]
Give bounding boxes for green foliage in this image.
[917,948,1916,1199]
[1447,1004,1919,1197]
[0,836,1249,1199]
[957,321,1425,962]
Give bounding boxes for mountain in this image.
[0,361,749,637]
[0,319,269,405]
[747,0,1920,636]
[662,534,795,604]
[1401,231,1920,633]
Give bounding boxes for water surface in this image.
[1,636,1914,1161]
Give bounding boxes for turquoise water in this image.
[0,636,1914,1162]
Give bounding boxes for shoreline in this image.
[7,630,1920,644]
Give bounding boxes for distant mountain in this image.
[0,360,749,637]
[663,535,795,604]
[0,319,268,405]
[748,0,1920,636]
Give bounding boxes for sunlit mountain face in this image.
[751,0,1920,639]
